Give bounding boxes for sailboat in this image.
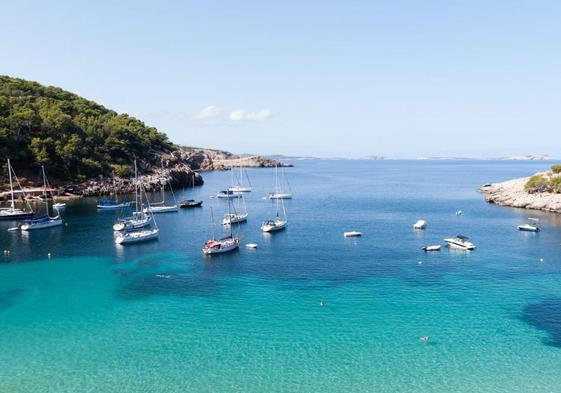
[97,179,130,209]
[20,166,63,231]
[0,159,34,220]
[261,195,288,232]
[203,202,240,255]
[115,170,159,245]
[144,160,178,213]
[268,165,292,199]
[222,192,248,225]
[180,172,203,208]
[113,160,151,231]
[228,165,252,193]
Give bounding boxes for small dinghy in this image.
[413,220,427,229]
[422,245,441,252]
[246,243,258,249]
[344,231,362,237]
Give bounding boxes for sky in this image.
[2,0,561,158]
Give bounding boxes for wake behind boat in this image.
[444,235,475,250]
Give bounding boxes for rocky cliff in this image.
[479,173,561,213]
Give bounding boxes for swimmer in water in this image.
[320,300,325,307]
[420,336,430,342]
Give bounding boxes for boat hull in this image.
[97,203,130,209]
[269,193,292,200]
[261,220,287,232]
[0,211,34,220]
[113,218,150,231]
[115,229,159,244]
[143,205,179,214]
[228,187,252,193]
[517,225,539,232]
[180,200,203,208]
[202,238,240,254]
[21,219,63,231]
[223,213,248,225]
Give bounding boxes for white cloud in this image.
[194,105,221,120]
[229,108,272,122]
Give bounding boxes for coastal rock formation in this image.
[479,172,561,213]
[170,148,292,171]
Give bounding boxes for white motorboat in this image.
[20,166,63,231]
[268,165,292,199]
[202,205,240,255]
[517,218,540,232]
[344,231,362,237]
[444,235,475,250]
[0,159,34,220]
[422,245,441,252]
[115,228,159,244]
[216,190,242,199]
[413,220,427,229]
[261,219,288,232]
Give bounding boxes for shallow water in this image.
[1,160,561,392]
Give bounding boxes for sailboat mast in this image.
[134,160,139,214]
[41,165,49,216]
[7,159,15,209]
[210,206,215,240]
[161,160,165,203]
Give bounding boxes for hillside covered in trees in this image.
[0,76,174,181]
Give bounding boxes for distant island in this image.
[479,164,561,213]
[0,76,288,197]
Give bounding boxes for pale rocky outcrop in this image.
[479,172,561,213]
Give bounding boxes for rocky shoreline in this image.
[479,172,561,213]
[2,148,290,199]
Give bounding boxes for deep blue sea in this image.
[2,160,561,392]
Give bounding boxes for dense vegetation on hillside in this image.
[0,76,174,181]
[525,165,561,193]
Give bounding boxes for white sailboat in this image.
[0,159,34,220]
[113,160,151,231]
[228,165,252,193]
[143,160,178,213]
[20,166,63,231]
[203,204,240,255]
[261,195,288,232]
[222,193,248,225]
[115,169,159,245]
[268,165,292,199]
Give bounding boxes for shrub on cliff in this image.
[0,75,174,181]
[551,164,561,174]
[525,175,550,193]
[549,176,561,193]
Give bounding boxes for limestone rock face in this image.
[479,173,561,213]
[53,148,289,197]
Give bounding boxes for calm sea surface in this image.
[1,160,561,392]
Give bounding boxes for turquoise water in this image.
[1,160,561,392]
